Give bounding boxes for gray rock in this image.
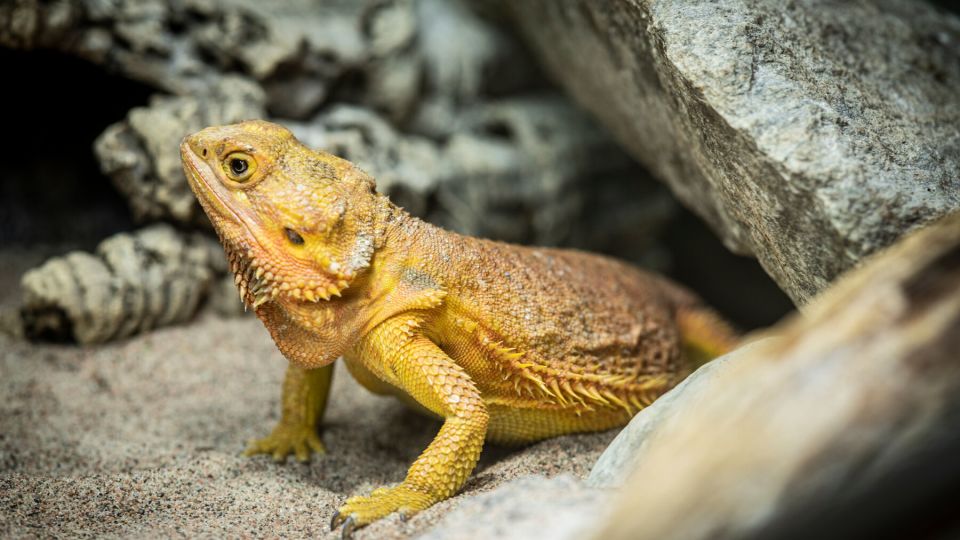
[410,0,539,139]
[419,474,611,540]
[435,96,674,252]
[0,0,529,121]
[0,0,406,118]
[505,0,960,303]
[590,212,960,540]
[20,224,225,344]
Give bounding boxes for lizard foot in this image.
[332,484,435,535]
[243,421,325,463]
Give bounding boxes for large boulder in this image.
[505,0,960,303]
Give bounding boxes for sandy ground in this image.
[0,309,614,539]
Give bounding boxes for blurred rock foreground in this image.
[2,0,960,538]
[593,210,960,540]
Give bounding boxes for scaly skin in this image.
[180,120,738,533]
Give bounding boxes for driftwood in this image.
[19,225,226,344]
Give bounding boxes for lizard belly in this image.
[344,340,633,441]
[485,403,633,445]
[342,352,400,396]
[345,347,633,443]
[427,318,655,444]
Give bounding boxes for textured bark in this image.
[20,224,226,344]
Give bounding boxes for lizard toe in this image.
[243,421,326,464]
[335,484,435,528]
[341,516,356,540]
[330,510,344,531]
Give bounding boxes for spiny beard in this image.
[219,234,351,310]
[224,241,276,310]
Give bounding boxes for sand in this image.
[0,312,614,539]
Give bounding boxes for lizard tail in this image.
[654,276,740,370]
[675,304,739,369]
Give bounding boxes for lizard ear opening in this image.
[284,227,305,246]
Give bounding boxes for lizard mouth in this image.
[181,142,350,308]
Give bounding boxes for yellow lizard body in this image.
[180,120,737,533]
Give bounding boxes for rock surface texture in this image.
[591,211,960,540]
[420,475,610,540]
[506,0,960,303]
[0,0,428,118]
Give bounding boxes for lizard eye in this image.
[223,152,257,182]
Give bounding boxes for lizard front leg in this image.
[333,326,488,532]
[244,363,333,462]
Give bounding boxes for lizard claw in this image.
[333,483,434,531]
[341,516,356,540]
[330,510,356,539]
[330,510,344,531]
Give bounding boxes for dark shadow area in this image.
[931,0,960,15]
[663,206,795,330]
[749,406,960,540]
[0,49,153,250]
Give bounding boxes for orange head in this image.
[181,120,381,308]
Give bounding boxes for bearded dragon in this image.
[180,120,737,536]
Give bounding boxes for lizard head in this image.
[181,120,380,309]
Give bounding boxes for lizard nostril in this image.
[201,148,208,157]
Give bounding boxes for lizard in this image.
[180,119,738,536]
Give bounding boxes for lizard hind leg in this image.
[244,363,333,463]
